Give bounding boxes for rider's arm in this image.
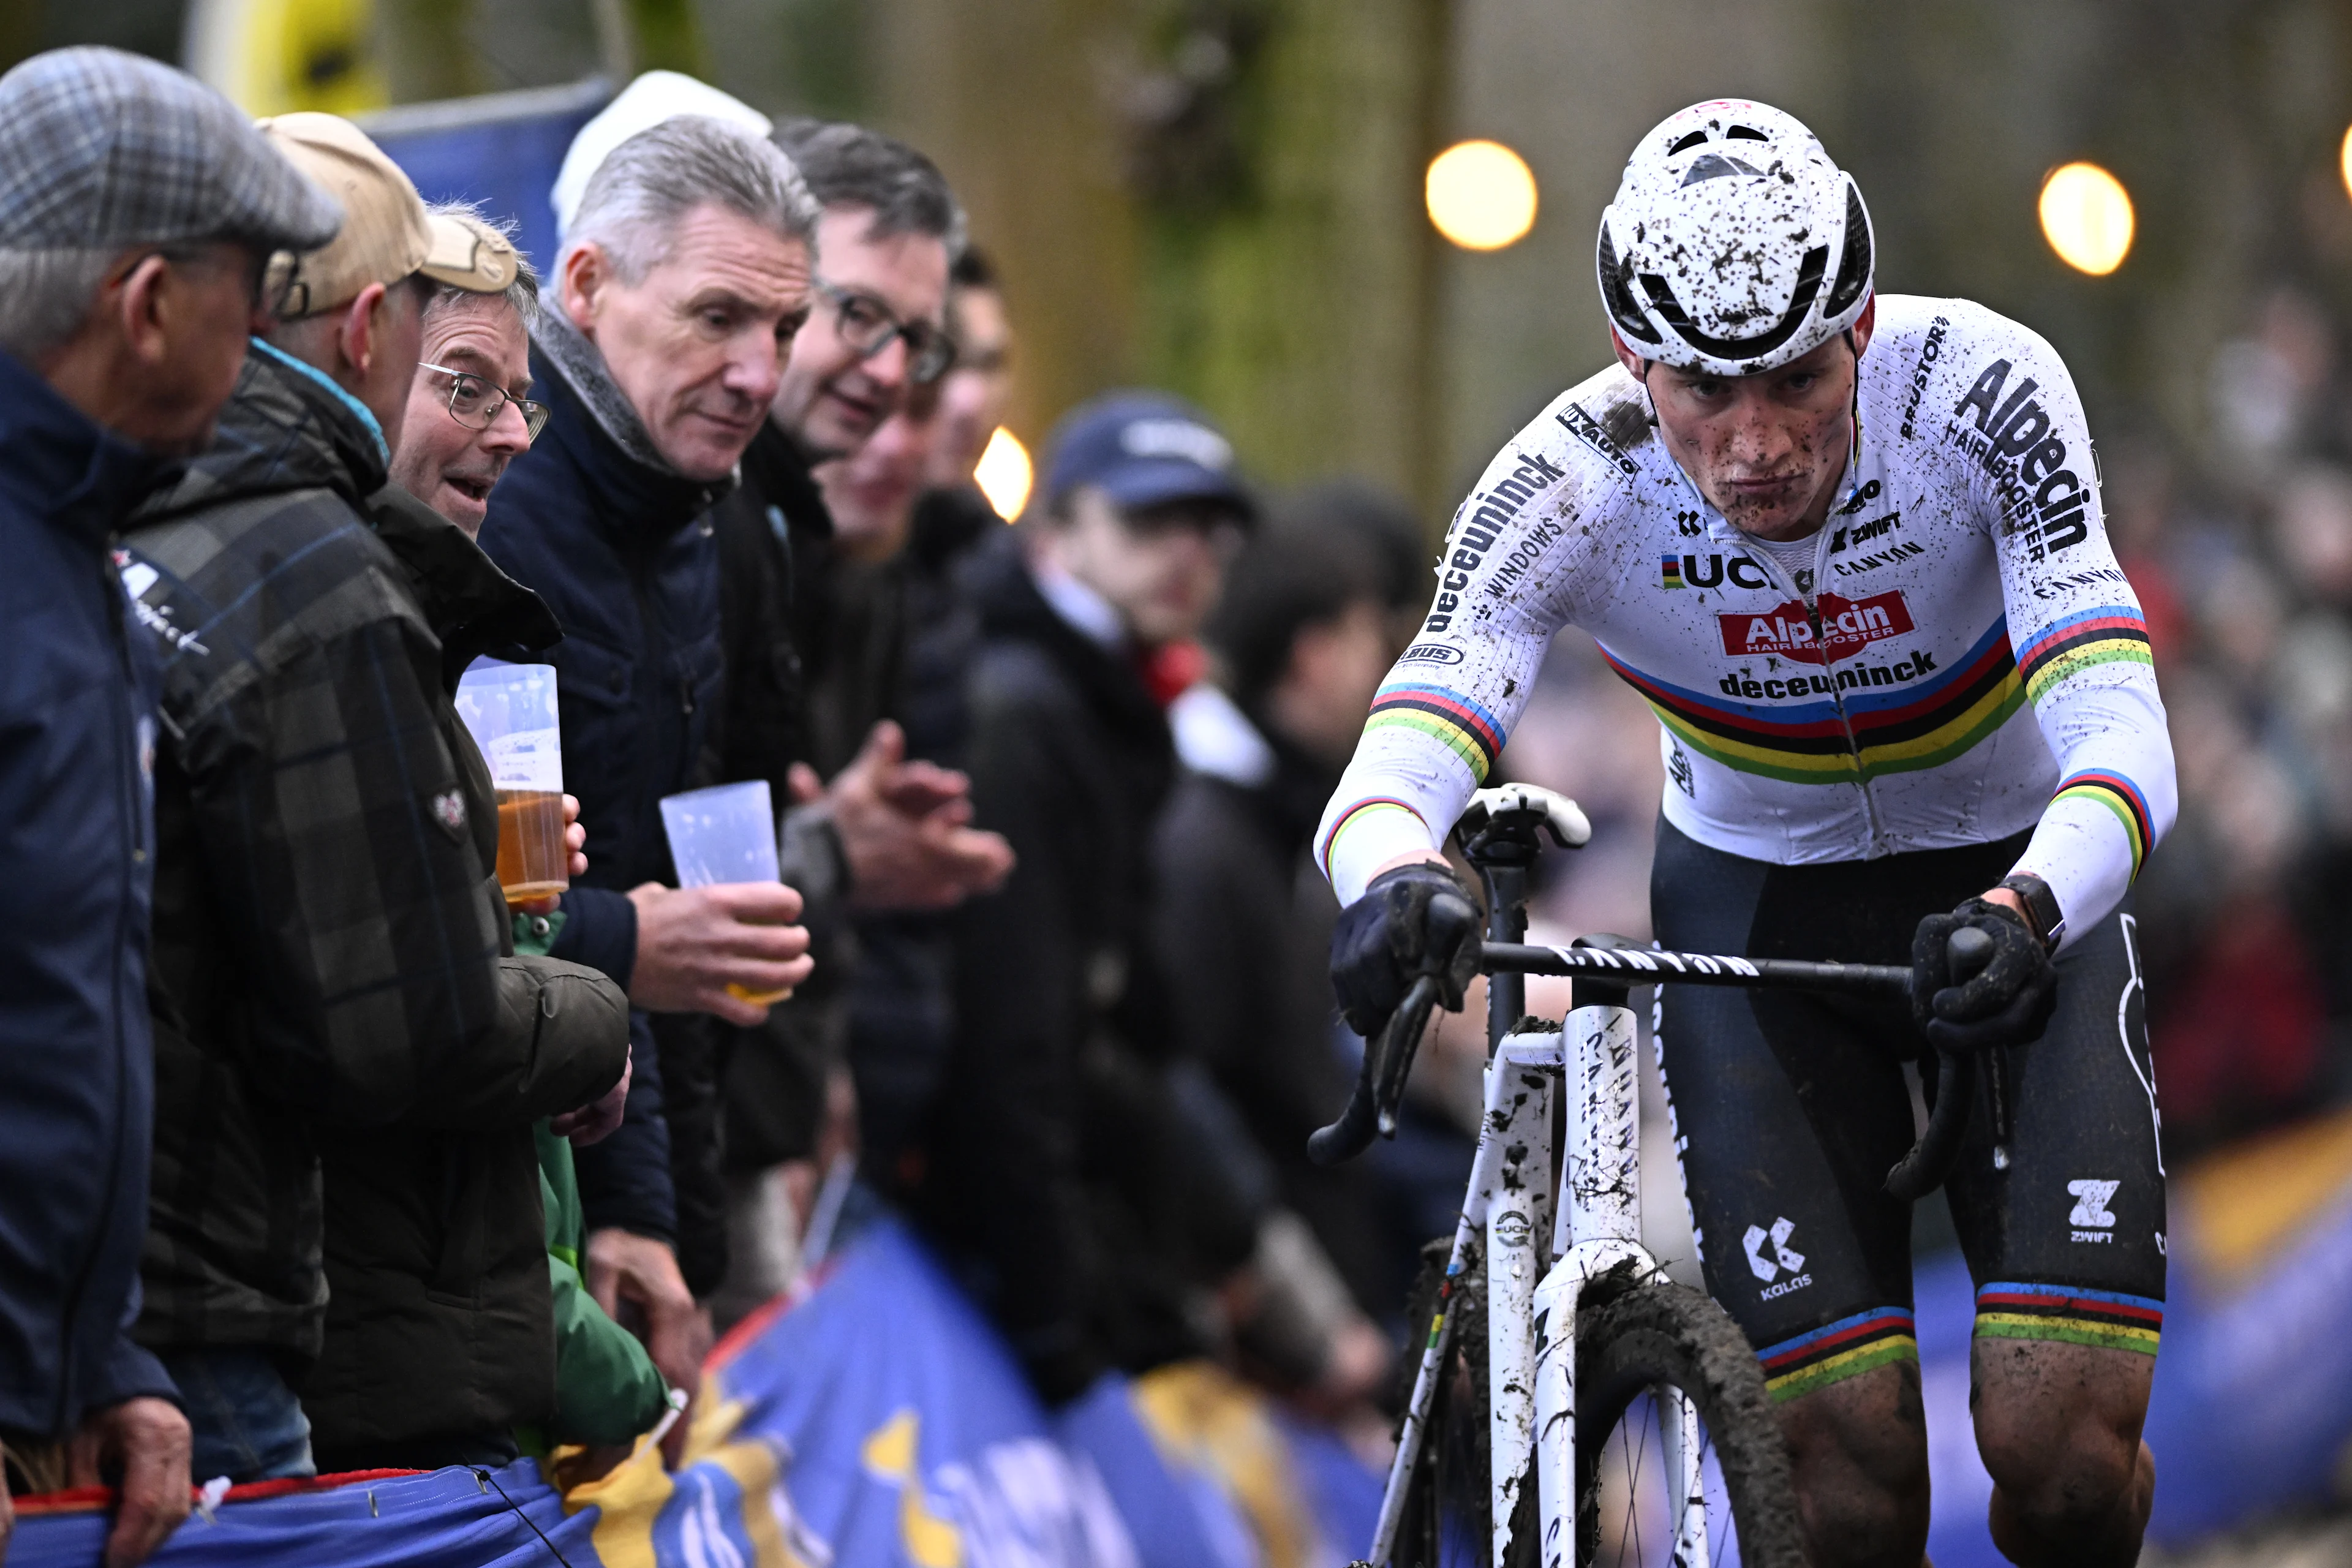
[1315,421,1602,905]
[1973,317,2177,947]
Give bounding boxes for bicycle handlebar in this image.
[1308,933,1998,1200]
[1307,941,1912,1170]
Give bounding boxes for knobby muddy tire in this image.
[1390,1246,1801,1567]
[1572,1270,1806,1568]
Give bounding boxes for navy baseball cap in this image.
[1041,391,1256,522]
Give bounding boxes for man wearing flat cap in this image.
[0,45,339,1567]
[119,113,629,1481]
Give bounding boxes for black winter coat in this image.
[1152,729,1388,1313]
[919,538,1257,1401]
[122,345,628,1438]
[0,348,178,1440]
[477,317,734,1258]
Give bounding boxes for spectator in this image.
[476,114,820,1427]
[119,111,630,1482]
[1158,521,1398,1343]
[922,392,1261,1401]
[829,251,1029,1199]
[387,207,548,544]
[703,118,1012,1324]
[379,205,667,1466]
[924,246,1015,497]
[0,46,337,1564]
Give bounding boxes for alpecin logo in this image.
[1717,590,1915,665]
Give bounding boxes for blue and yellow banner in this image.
[14,1218,1378,1567]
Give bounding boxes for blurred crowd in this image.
[0,46,1448,1566]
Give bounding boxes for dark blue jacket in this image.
[0,348,178,1437]
[477,331,731,1243]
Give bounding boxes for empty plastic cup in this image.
[454,663,568,906]
[660,780,791,1005]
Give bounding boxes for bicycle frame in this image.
[1369,981,1698,1568]
[1354,786,1912,1568]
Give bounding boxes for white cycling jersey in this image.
[1317,295,2176,947]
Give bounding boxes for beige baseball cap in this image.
[256,111,509,315]
[420,209,521,294]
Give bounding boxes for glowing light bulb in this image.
[2038,162,2134,276]
[2339,124,2352,204]
[1426,139,1538,252]
[974,426,1033,521]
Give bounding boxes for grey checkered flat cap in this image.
[0,46,342,255]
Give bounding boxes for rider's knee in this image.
[1977,1415,2142,1525]
[1973,1341,2154,1534]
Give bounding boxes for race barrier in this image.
[11,1218,1379,1567]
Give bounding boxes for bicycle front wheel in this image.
[1572,1274,1806,1568]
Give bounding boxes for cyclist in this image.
[1322,100,2172,1568]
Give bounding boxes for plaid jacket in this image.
[123,345,627,1365]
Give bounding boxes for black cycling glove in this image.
[1909,897,2057,1052]
[1329,861,1483,1038]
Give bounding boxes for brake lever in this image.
[1884,925,1996,1200]
[1308,974,1441,1165]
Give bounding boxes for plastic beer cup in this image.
[658,780,791,1005]
[454,663,569,906]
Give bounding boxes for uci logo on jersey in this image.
[1661,553,1773,590]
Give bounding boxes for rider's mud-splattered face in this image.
[1616,298,1874,543]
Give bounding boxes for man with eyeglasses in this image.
[699,118,1016,1328]
[390,206,550,538]
[0,47,340,1566]
[119,115,628,1483]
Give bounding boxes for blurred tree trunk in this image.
[874,0,1147,472]
[876,0,1451,514]
[1140,0,1450,507]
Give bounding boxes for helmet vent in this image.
[1823,182,1872,317]
[1726,124,1770,141]
[1667,129,1709,155]
[1680,153,1763,186]
[1596,224,1661,345]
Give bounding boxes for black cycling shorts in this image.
[1649,819,2166,1406]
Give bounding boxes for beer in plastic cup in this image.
[658,780,791,1005]
[454,663,569,906]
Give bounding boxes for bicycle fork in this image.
[1366,1000,1711,1567]
[1524,982,1711,1568]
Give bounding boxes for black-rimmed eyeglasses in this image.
[420,364,549,440]
[812,278,957,385]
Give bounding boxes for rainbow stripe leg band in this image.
[1756,1308,1918,1404]
[1973,1281,2162,1356]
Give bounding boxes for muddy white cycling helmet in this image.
[1596,99,1874,377]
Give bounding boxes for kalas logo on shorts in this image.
[1718,590,1915,666]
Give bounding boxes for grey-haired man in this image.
[0,45,337,1566]
[477,115,822,1447]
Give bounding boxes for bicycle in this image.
[1312,783,2001,1568]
